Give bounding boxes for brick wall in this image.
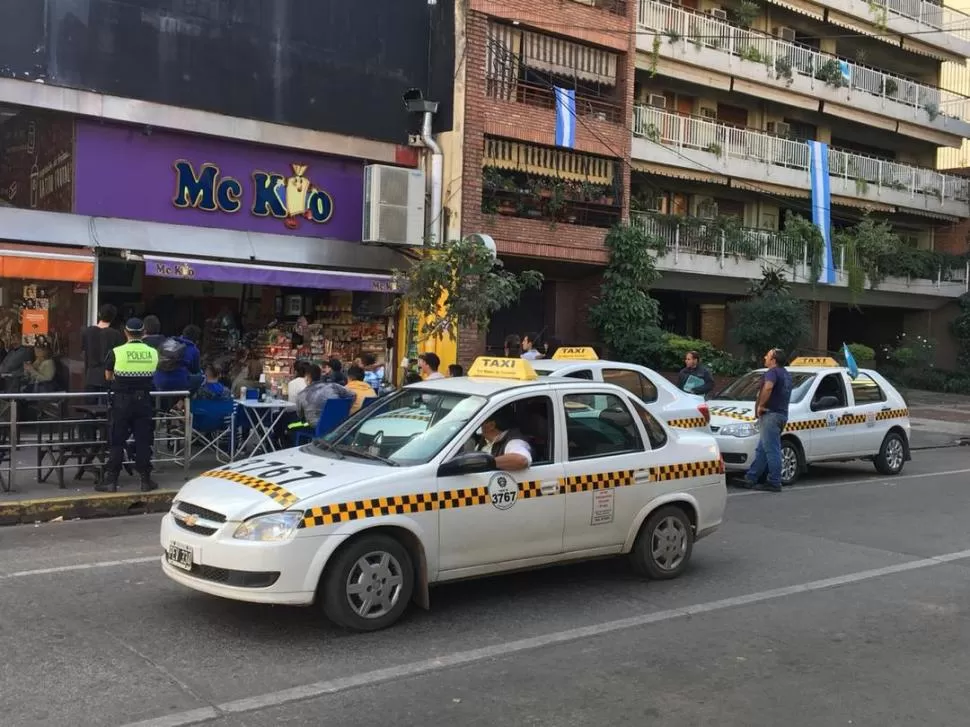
[935,219,970,255]
[456,0,636,362]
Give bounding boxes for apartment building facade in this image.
[450,0,970,365]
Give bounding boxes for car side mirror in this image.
[812,395,839,411]
[437,451,496,477]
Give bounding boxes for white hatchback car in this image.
[161,357,726,631]
[530,347,711,432]
[708,357,911,485]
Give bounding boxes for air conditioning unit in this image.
[648,94,667,109]
[767,121,791,137]
[773,26,797,42]
[700,107,717,118]
[708,8,728,20]
[362,164,426,246]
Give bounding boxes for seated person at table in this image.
[23,345,56,393]
[287,361,309,403]
[231,359,263,398]
[196,364,231,401]
[290,364,355,434]
[346,364,377,414]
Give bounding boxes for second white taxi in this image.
[161,357,727,631]
[709,357,911,485]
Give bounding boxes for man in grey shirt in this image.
[296,363,355,429]
[0,335,34,393]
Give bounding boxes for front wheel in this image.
[629,506,694,580]
[780,438,802,486]
[874,431,906,476]
[321,534,414,632]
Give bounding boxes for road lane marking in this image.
[727,467,970,498]
[119,547,970,727]
[0,555,158,579]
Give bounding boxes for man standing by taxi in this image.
[97,318,159,493]
[737,348,792,492]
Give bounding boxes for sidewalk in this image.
[903,389,970,450]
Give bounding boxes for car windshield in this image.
[715,370,816,403]
[312,389,487,466]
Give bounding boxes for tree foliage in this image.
[952,293,970,370]
[835,215,901,296]
[390,237,543,337]
[732,268,811,361]
[588,224,667,366]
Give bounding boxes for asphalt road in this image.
[2,448,970,727]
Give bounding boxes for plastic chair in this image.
[294,397,354,445]
[189,399,235,463]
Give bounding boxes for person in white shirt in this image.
[477,407,532,471]
[287,361,309,403]
[521,332,542,360]
[418,352,446,380]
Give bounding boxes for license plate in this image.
[167,542,193,571]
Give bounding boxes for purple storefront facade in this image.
[72,120,404,291]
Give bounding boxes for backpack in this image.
[158,337,186,373]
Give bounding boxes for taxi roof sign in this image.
[551,346,599,361]
[467,356,538,381]
[789,356,840,367]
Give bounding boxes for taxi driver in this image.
[477,407,533,471]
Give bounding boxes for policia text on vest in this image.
[98,318,160,493]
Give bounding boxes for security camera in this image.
[403,88,439,115]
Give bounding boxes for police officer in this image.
[97,318,159,493]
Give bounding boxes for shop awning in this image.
[143,255,396,293]
[0,242,95,282]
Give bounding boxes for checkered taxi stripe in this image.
[298,459,724,528]
[201,470,299,507]
[838,413,868,426]
[667,417,709,429]
[784,419,828,432]
[877,408,909,420]
[709,409,756,422]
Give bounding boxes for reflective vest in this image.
[111,341,158,388]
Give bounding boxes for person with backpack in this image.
[154,324,202,398]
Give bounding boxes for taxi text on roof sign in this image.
[551,346,599,361]
[789,356,840,367]
[467,356,538,381]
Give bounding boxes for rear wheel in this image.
[321,534,414,632]
[780,438,802,486]
[874,431,906,476]
[630,506,694,580]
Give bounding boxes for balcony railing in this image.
[637,0,970,123]
[631,212,970,290]
[632,105,970,205]
[873,0,970,40]
[571,0,627,16]
[486,80,624,124]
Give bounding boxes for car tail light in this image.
[698,403,710,424]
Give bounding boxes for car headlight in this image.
[719,422,759,438]
[233,511,304,542]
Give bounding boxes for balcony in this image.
[636,0,970,141]
[631,105,970,218]
[486,79,624,124]
[570,0,627,16]
[631,212,970,298]
[824,0,970,59]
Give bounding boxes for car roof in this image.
[740,366,881,376]
[404,375,622,398]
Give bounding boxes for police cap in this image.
[125,318,145,333]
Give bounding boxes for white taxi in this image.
[161,357,727,631]
[708,357,911,486]
[530,347,712,432]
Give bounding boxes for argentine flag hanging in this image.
[842,342,859,379]
[554,87,576,148]
[808,140,837,285]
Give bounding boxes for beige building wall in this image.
[938,0,970,170]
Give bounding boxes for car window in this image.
[321,389,486,466]
[460,395,555,465]
[603,368,659,403]
[716,370,816,404]
[851,374,886,404]
[630,399,668,450]
[563,392,644,460]
[564,369,593,380]
[812,373,847,409]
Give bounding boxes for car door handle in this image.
[541,481,559,495]
[881,406,892,412]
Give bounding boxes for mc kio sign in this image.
[173,160,335,231]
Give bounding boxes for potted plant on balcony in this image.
[814,59,848,88]
[774,57,794,86]
[882,77,899,98]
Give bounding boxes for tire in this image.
[321,534,414,632]
[630,506,694,580]
[874,431,907,476]
[780,438,802,487]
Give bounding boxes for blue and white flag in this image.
[808,140,836,285]
[554,87,576,148]
[843,342,859,379]
[838,60,852,85]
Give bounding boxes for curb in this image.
[0,490,178,526]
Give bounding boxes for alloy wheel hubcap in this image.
[651,516,688,571]
[781,446,798,483]
[345,550,405,619]
[886,438,904,470]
